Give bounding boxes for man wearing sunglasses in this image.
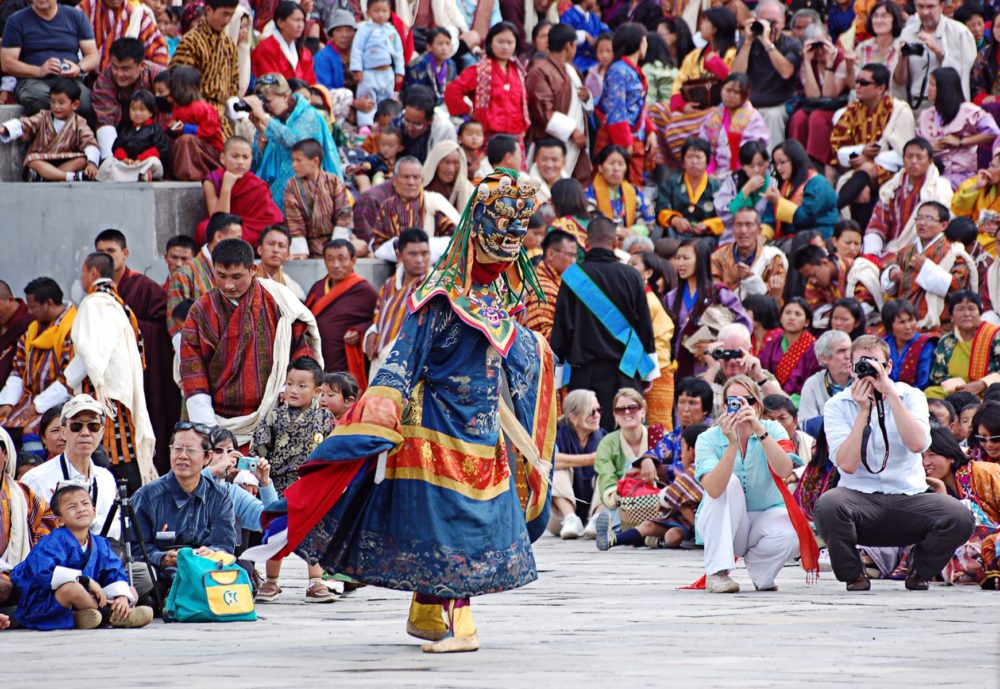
[20,394,120,539]
[816,335,974,591]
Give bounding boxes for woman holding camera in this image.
[787,25,849,170]
[695,376,816,592]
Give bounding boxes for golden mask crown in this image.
[475,170,539,222]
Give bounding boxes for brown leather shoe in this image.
[905,574,930,591]
[846,574,871,591]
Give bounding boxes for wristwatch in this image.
[757,431,770,442]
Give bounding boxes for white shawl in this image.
[214,279,323,445]
[986,260,1000,324]
[736,243,787,299]
[1,426,30,569]
[422,140,474,212]
[876,165,954,255]
[70,289,158,485]
[846,255,885,311]
[920,242,978,330]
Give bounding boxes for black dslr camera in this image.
[901,42,925,57]
[853,356,878,379]
[750,20,765,36]
[231,99,253,114]
[711,348,744,361]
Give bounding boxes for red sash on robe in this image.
[969,322,1000,381]
[305,272,369,392]
[775,331,815,387]
[898,334,932,384]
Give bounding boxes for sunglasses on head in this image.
[68,421,102,434]
[175,421,212,436]
[257,74,281,86]
[614,403,642,415]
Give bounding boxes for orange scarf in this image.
[592,173,637,226]
[969,321,1000,381]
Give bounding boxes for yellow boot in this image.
[406,593,448,642]
[420,599,479,653]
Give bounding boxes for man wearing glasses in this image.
[128,421,236,600]
[20,394,120,539]
[817,335,974,591]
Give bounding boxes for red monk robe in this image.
[305,273,377,388]
[0,299,31,387]
[180,280,315,419]
[117,268,179,475]
[195,169,285,246]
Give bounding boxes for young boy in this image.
[403,28,457,105]
[354,126,403,192]
[163,234,197,287]
[0,78,99,182]
[458,120,485,182]
[319,371,358,422]
[349,0,404,128]
[10,484,153,630]
[199,135,284,245]
[251,357,335,603]
[481,133,521,180]
[284,138,355,258]
[560,0,610,73]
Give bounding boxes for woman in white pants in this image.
[694,375,802,593]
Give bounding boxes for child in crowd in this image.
[585,33,614,104]
[251,357,336,603]
[360,99,402,153]
[162,7,183,58]
[524,214,547,262]
[10,484,153,630]
[200,135,284,244]
[560,0,610,74]
[319,371,358,422]
[97,90,171,182]
[354,126,403,192]
[458,120,485,183]
[403,27,457,105]
[285,138,355,258]
[167,65,224,181]
[0,78,99,182]
[152,70,172,125]
[350,0,404,127]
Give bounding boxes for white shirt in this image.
[20,454,121,539]
[898,15,977,104]
[823,381,931,495]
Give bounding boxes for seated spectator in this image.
[255,226,305,300]
[917,66,999,190]
[203,427,277,533]
[799,329,853,423]
[655,376,714,478]
[317,371,357,421]
[880,201,973,331]
[130,422,237,599]
[793,422,837,521]
[710,207,786,301]
[364,157,458,250]
[882,299,937,390]
[0,78,99,182]
[527,139,570,212]
[170,0,239,137]
[355,126,404,193]
[78,0,167,73]
[285,138,356,259]
[763,140,839,241]
[19,395,119,539]
[945,216,992,311]
[864,137,955,257]
[928,398,957,430]
[847,2,905,90]
[92,38,167,161]
[951,148,1000,256]
[96,89,170,182]
[816,336,975,591]
[200,136,285,246]
[549,178,593,256]
[712,140,777,244]
[830,63,915,228]
[391,85,457,165]
[458,120,486,182]
[795,244,881,328]
[695,376,810,592]
[698,73,768,177]
[36,404,66,459]
[0,0,99,117]
[763,394,814,469]
[787,24,849,169]
[593,388,666,550]
[251,1,316,83]
[162,7,181,58]
[586,144,654,230]
[11,484,152,630]
[422,141,475,220]
[927,290,1000,398]
[403,27,456,105]
[758,297,821,400]
[656,137,723,242]
[730,0,803,147]
[549,389,607,540]
[742,293,780,354]
[945,392,979,444]
[313,10,356,91]
[165,65,222,182]
[700,322,784,407]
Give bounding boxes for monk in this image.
[305,239,378,388]
[0,281,31,388]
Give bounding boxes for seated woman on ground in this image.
[549,389,607,540]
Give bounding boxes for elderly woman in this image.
[882,299,936,390]
[758,297,821,400]
[699,73,769,177]
[243,73,343,214]
[549,389,608,540]
[656,137,724,242]
[927,290,1000,399]
[695,376,815,593]
[422,141,473,215]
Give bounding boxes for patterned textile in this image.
[372,192,455,249]
[793,460,837,522]
[252,404,332,495]
[700,102,769,175]
[1,306,76,433]
[971,45,1000,101]
[549,215,589,256]
[78,0,168,71]
[180,281,313,419]
[917,103,1000,189]
[710,236,786,298]
[758,332,821,396]
[371,272,424,357]
[645,365,674,431]
[648,103,712,170]
[887,333,936,389]
[585,175,653,228]
[659,463,703,512]
[775,332,816,388]
[17,111,97,167]
[891,237,970,325]
[828,95,895,181]
[92,61,165,130]
[655,171,724,236]
[443,56,529,138]
[284,172,354,257]
[0,478,55,565]
[929,321,1000,387]
[170,21,238,136]
[166,250,214,337]
[596,58,647,148]
[866,177,924,246]
[802,254,879,315]
[523,260,561,340]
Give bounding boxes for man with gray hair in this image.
[701,322,785,413]
[799,329,852,425]
[730,0,803,146]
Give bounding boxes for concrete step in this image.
[0,104,29,182]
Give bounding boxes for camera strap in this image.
[907,56,930,111]
[859,392,891,474]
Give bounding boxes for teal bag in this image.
[163,548,257,623]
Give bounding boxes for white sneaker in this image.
[560,513,585,539]
[706,572,740,593]
[582,517,598,540]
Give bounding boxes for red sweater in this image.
[251,35,316,84]
[444,58,528,136]
[172,100,224,151]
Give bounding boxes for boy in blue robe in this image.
[11,484,152,630]
[561,0,610,73]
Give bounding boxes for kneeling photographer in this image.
[815,336,974,591]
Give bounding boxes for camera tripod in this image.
[105,479,164,611]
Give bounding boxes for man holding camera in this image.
[700,323,785,413]
[730,0,803,147]
[816,335,974,591]
[893,0,976,111]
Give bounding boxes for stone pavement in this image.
[3,535,997,688]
